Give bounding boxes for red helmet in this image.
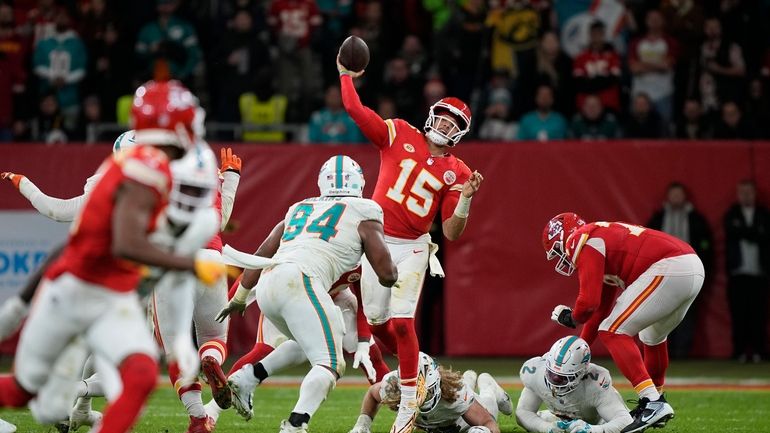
[542,212,586,276]
[424,97,471,147]
[131,80,199,150]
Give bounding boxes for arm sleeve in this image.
[220,171,240,230]
[579,285,617,344]
[339,74,389,147]
[18,177,87,222]
[515,388,552,433]
[572,244,606,323]
[592,388,634,433]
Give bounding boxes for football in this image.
[338,35,370,73]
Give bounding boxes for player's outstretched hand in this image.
[551,305,577,329]
[216,299,246,323]
[220,147,242,174]
[194,251,226,286]
[462,171,484,198]
[1,172,25,190]
[566,420,592,433]
[337,54,364,78]
[352,341,376,382]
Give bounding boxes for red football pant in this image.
[369,341,390,383]
[94,354,158,433]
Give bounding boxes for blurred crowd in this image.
[1,0,770,144]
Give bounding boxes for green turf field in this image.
[1,359,769,432]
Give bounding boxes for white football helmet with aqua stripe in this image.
[112,130,137,155]
[544,336,591,397]
[317,155,365,198]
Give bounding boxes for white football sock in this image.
[181,390,207,418]
[204,400,223,422]
[262,340,307,375]
[400,384,417,405]
[638,386,661,401]
[292,365,337,417]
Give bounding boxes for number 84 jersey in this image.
[273,196,384,290]
[372,119,472,240]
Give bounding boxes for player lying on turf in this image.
[339,48,484,433]
[543,213,705,433]
[224,155,398,433]
[348,352,512,433]
[516,336,633,433]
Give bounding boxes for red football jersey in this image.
[565,221,694,322]
[573,48,622,112]
[340,73,471,239]
[205,189,223,252]
[46,146,173,292]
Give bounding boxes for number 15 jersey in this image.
[273,196,383,290]
[372,119,472,239]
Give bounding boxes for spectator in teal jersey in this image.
[32,8,86,132]
[135,0,201,84]
[517,84,568,141]
[308,84,364,144]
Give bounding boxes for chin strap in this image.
[425,129,450,146]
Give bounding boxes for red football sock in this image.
[0,374,33,407]
[199,338,227,365]
[368,342,390,383]
[370,322,398,354]
[643,340,669,389]
[94,354,157,433]
[391,318,419,383]
[227,343,274,376]
[599,331,653,393]
[167,361,201,398]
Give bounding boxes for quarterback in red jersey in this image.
[543,213,704,433]
[0,81,225,433]
[339,56,483,433]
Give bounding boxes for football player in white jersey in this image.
[348,352,512,433]
[516,337,633,433]
[224,155,398,433]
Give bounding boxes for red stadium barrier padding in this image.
[1,141,768,358]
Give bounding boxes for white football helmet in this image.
[416,352,441,412]
[112,130,137,155]
[544,336,591,397]
[167,141,219,225]
[317,155,365,197]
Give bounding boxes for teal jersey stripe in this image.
[302,274,338,370]
[556,336,578,366]
[335,155,343,189]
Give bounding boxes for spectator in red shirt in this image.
[629,9,677,126]
[0,3,26,140]
[572,20,621,114]
[268,0,323,120]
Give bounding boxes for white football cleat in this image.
[279,419,308,433]
[462,370,478,391]
[0,418,16,433]
[228,364,258,421]
[69,407,102,431]
[390,400,418,433]
[478,373,513,416]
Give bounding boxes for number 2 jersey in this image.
[273,196,383,290]
[340,74,472,240]
[565,222,695,322]
[46,146,172,292]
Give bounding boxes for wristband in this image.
[233,283,250,304]
[453,195,472,218]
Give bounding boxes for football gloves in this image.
[551,305,577,329]
[1,172,25,190]
[352,341,376,382]
[220,147,242,174]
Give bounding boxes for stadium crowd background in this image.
[1,0,770,143]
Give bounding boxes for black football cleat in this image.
[621,394,674,433]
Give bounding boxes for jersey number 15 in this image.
[385,159,443,218]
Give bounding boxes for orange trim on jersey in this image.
[151,293,165,351]
[570,233,590,262]
[608,276,664,333]
[634,379,655,393]
[256,313,265,343]
[385,119,396,145]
